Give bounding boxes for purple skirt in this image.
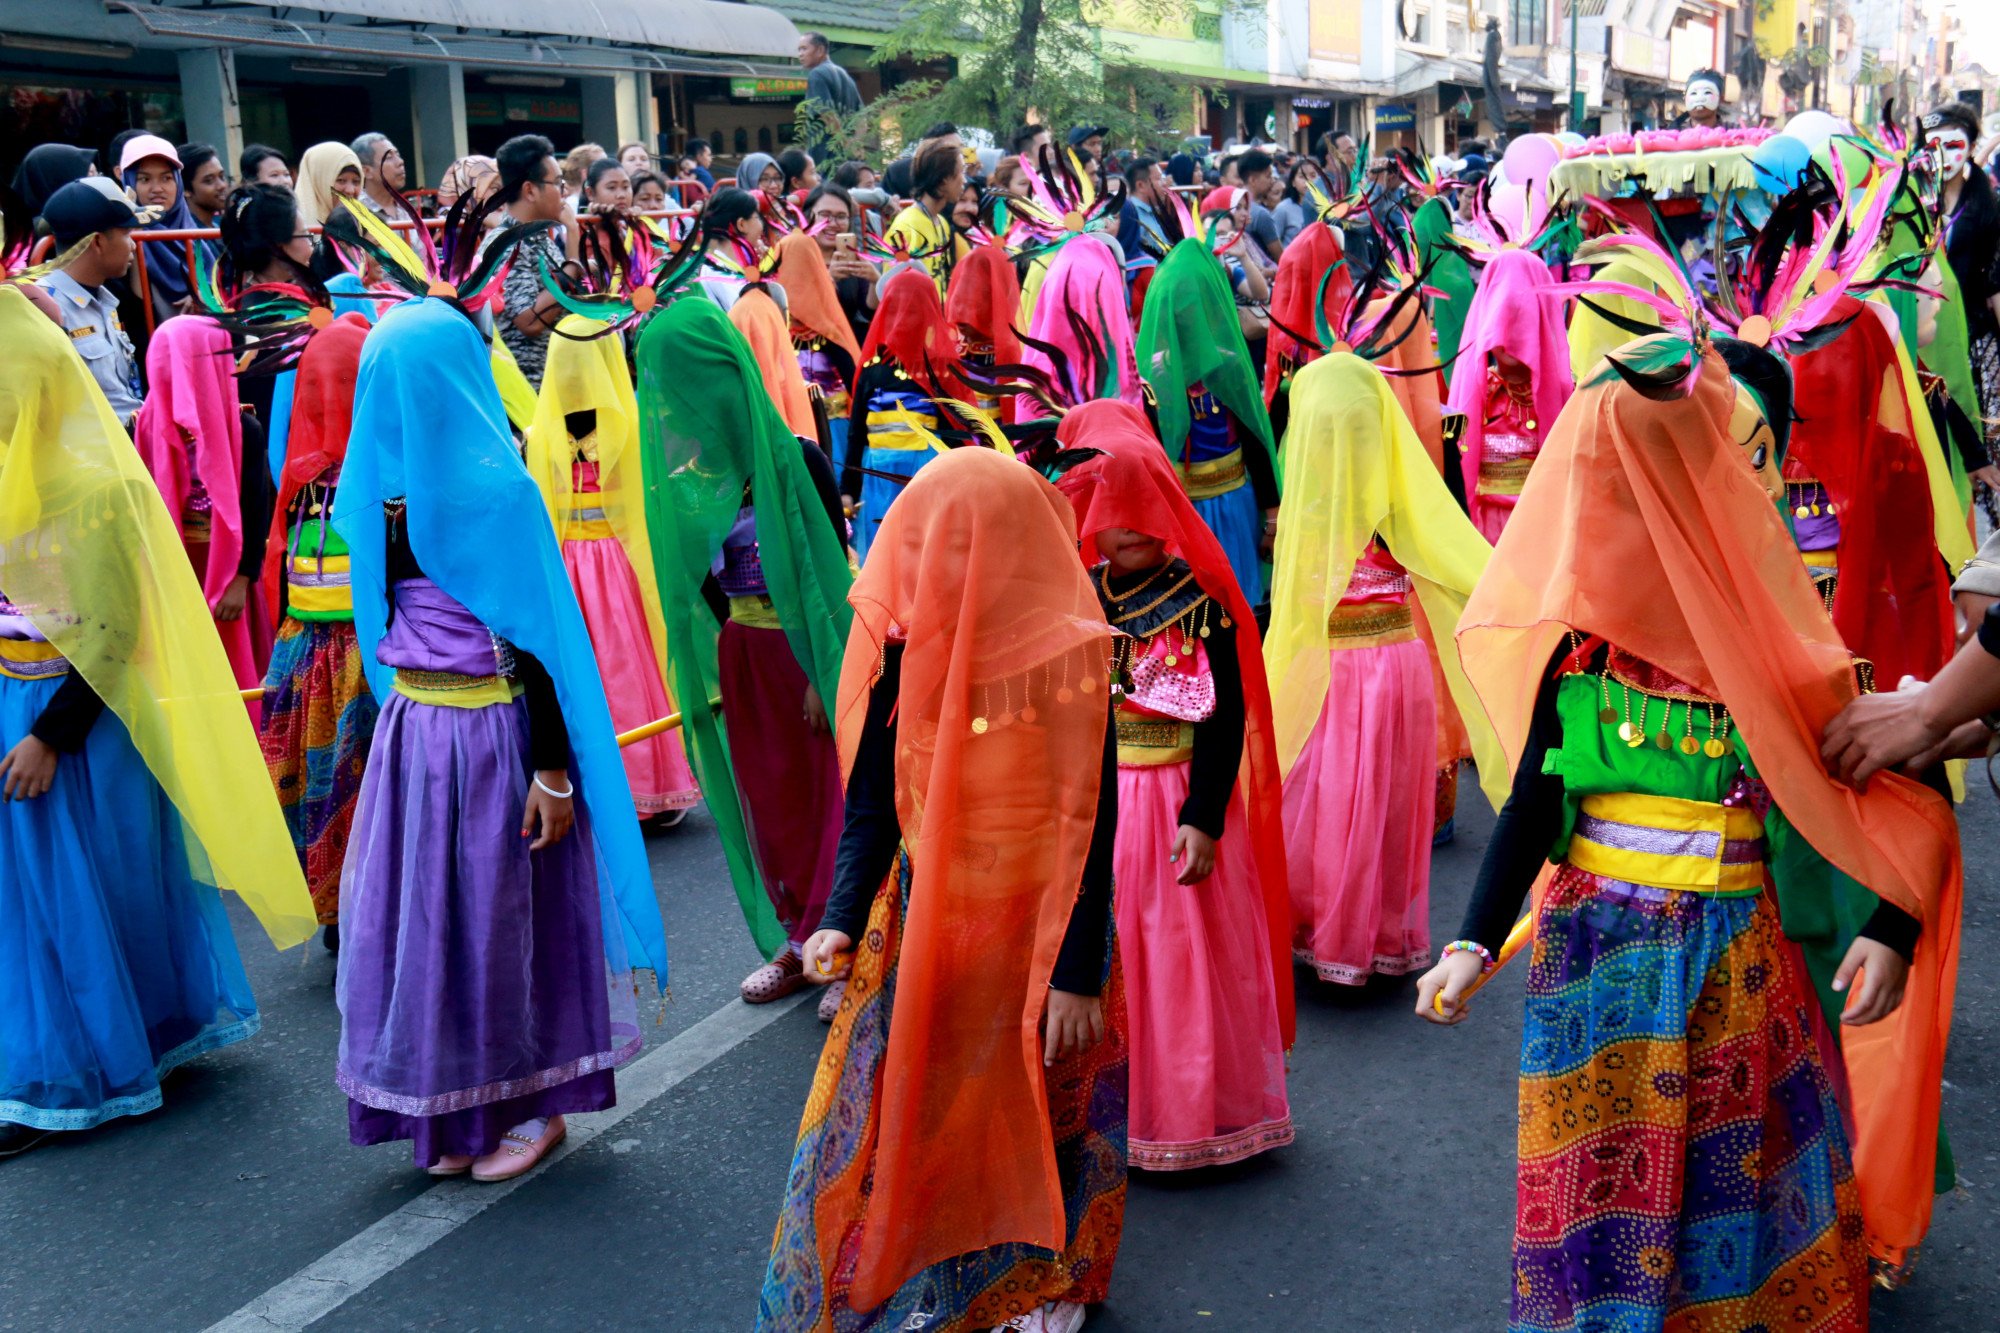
[335,688,641,1166]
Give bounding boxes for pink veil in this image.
[1443,247,1573,502]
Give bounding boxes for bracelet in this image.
[1440,939,1495,973]
[533,774,575,800]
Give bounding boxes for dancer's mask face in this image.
[1728,379,1783,500]
[1925,128,1970,180]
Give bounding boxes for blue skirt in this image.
[853,445,935,564]
[1190,479,1265,606]
[0,673,259,1132]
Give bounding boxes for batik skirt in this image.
[756,853,1128,1331]
[260,615,379,925]
[1511,863,1868,1332]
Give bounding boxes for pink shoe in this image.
[470,1115,566,1183]
[816,977,848,1023]
[426,1154,474,1177]
[741,952,807,1003]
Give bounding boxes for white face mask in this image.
[1926,129,1971,180]
[1685,81,1722,113]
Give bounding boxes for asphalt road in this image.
[4,780,1996,1332]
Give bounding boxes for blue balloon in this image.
[1751,134,1810,196]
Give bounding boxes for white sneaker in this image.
[1000,1301,1085,1333]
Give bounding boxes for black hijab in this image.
[10,144,97,219]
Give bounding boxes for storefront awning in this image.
[107,0,802,73]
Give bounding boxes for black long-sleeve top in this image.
[1456,643,1920,961]
[29,671,107,752]
[841,361,933,499]
[383,505,569,770]
[1928,379,1992,477]
[821,643,1119,996]
[1100,562,1243,838]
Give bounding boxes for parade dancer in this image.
[1134,238,1281,608]
[1055,400,1295,1170]
[524,316,701,824]
[0,286,314,1158]
[333,296,668,1180]
[257,312,381,947]
[761,447,1124,1333]
[636,296,855,1016]
[1271,350,1502,987]
[1418,324,1960,1324]
[1445,247,1573,542]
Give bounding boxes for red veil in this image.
[1262,221,1351,403]
[944,242,1023,363]
[858,266,967,398]
[1053,399,1296,1049]
[263,313,370,612]
[1787,295,1954,687]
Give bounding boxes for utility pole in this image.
[1568,0,1583,128]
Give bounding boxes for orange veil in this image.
[829,446,1114,1309]
[730,286,817,437]
[1456,343,1961,1268]
[769,230,861,367]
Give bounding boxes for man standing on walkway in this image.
[351,132,413,225]
[798,32,862,158]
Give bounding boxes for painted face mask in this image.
[1685,79,1722,114]
[1728,377,1783,500]
[1925,128,1970,180]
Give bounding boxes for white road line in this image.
[207,991,811,1332]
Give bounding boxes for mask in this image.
[1685,81,1722,114]
[1925,129,1970,180]
[1728,379,1783,500]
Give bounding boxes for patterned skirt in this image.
[260,616,379,924]
[1511,864,1868,1332]
[757,853,1128,1331]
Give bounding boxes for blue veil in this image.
[333,297,669,987]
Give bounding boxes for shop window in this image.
[734,127,749,154]
[758,125,773,152]
[1507,0,1544,43]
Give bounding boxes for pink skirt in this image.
[1115,759,1293,1170]
[1283,638,1436,985]
[1470,493,1516,545]
[188,538,272,727]
[562,535,699,815]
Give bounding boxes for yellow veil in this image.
[1266,352,1508,807]
[1878,308,1974,570]
[0,287,314,947]
[523,316,671,683]
[490,331,539,432]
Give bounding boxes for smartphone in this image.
[834,232,856,254]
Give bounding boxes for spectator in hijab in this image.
[9,143,96,235]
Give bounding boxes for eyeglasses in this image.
[814,212,851,227]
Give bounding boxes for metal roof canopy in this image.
[106,0,803,75]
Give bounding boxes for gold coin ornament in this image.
[1079,677,1097,694]
[1653,731,1671,750]
[1163,654,1178,667]
[1057,687,1073,703]
[1019,706,1037,724]
[1598,706,1617,724]
[970,716,989,734]
[1703,737,1727,759]
[1678,736,1700,756]
[1617,721,1638,743]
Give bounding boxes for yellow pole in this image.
[1433,909,1534,1014]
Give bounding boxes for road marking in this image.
[207,991,811,1332]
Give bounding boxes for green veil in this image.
[1412,197,1475,389]
[1135,238,1277,466]
[635,296,855,959]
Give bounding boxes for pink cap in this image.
[118,134,182,174]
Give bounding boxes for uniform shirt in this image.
[35,270,144,422]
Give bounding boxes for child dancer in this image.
[1055,400,1295,1170]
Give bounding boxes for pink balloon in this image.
[1502,134,1561,187]
[1488,180,1529,236]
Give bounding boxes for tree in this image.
[803,0,1235,159]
